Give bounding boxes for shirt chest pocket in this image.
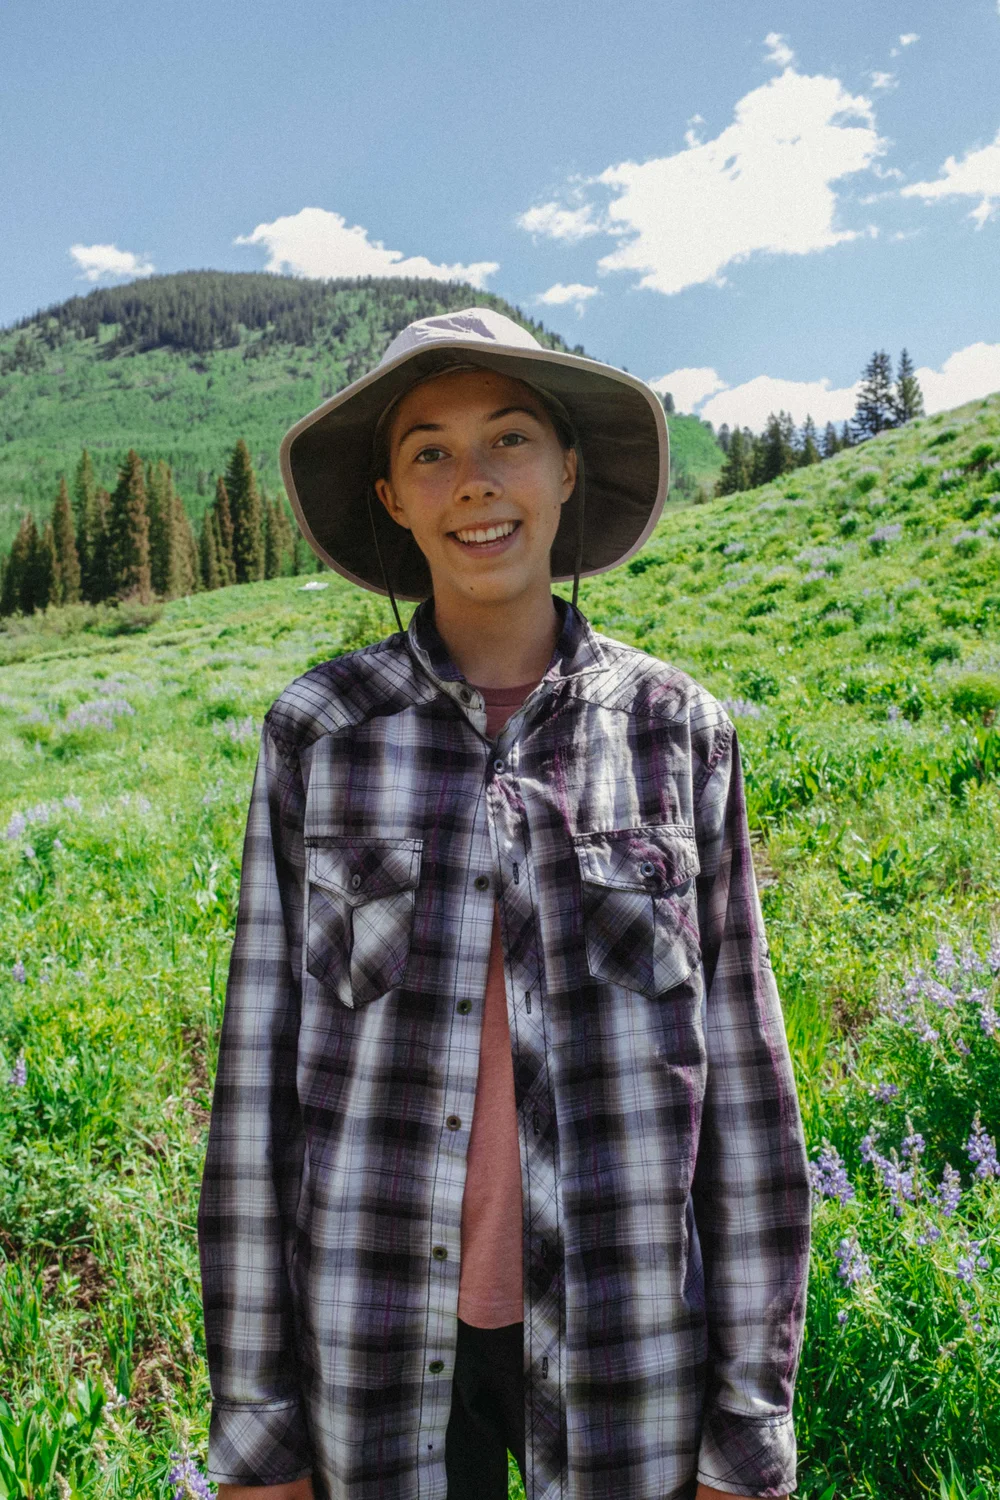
[304,836,423,1009]
[573,823,701,998]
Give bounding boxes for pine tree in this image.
[264,495,296,578]
[0,515,37,615]
[51,477,81,603]
[225,439,265,583]
[87,489,113,603]
[108,450,152,601]
[853,351,897,440]
[200,508,223,590]
[33,521,59,612]
[755,412,797,485]
[840,421,854,450]
[212,477,236,585]
[74,449,105,601]
[147,460,174,597]
[174,493,198,596]
[822,422,841,459]
[894,348,924,424]
[716,423,731,455]
[715,427,753,494]
[798,416,821,467]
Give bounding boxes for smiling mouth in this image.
[450,519,521,549]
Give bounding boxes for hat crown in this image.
[379,307,542,367]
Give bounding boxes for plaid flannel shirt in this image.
[198,598,810,1500]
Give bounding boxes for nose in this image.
[454,444,501,504]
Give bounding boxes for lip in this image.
[447,519,522,557]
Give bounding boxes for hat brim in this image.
[279,340,669,601]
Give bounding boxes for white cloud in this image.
[648,367,727,412]
[235,207,498,288]
[69,243,155,282]
[699,374,860,432]
[516,201,601,242]
[535,282,599,315]
[764,32,795,68]
[901,128,1000,227]
[593,65,883,295]
[915,342,1000,412]
[869,71,897,91]
[899,32,920,45]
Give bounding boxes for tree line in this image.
[714,349,925,497]
[0,440,305,619]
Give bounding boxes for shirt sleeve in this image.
[691,721,811,1498]
[197,722,314,1486]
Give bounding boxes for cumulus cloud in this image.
[648,341,1000,432]
[535,282,598,315]
[763,32,795,68]
[516,201,601,242]
[235,207,498,288]
[869,72,897,90]
[699,374,860,432]
[901,128,1000,226]
[69,243,155,282]
[519,50,884,298]
[648,367,727,412]
[899,32,920,45]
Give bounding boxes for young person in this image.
[198,309,811,1500]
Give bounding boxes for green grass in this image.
[1,389,999,1496]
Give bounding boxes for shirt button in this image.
[473,874,490,891]
[350,872,362,890]
[428,1359,445,1374]
[456,999,472,1014]
[432,1245,448,1261]
[446,1114,462,1130]
[493,758,505,773]
[639,860,656,878]
[459,687,472,704]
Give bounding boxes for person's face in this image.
[374,369,576,609]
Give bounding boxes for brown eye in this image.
[414,447,445,464]
[497,432,527,448]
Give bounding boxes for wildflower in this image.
[23,845,35,860]
[723,541,747,557]
[11,961,26,983]
[935,1164,962,1217]
[65,697,134,731]
[167,1453,215,1500]
[809,1143,855,1204]
[954,1036,972,1056]
[62,794,82,812]
[719,698,763,720]
[870,523,902,544]
[955,1241,989,1285]
[7,1054,26,1087]
[4,811,26,840]
[836,1237,871,1286]
[837,1309,849,1326]
[966,1116,1000,1179]
[872,1082,899,1101]
[901,1133,925,1161]
[935,941,957,978]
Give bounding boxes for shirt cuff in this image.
[207,1397,313,1487]
[697,1405,797,1497]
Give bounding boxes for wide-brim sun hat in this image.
[279,306,669,602]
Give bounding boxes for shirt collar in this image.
[405,595,605,698]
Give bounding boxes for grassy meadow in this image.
[2,390,1000,1497]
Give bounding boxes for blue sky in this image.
[3,0,999,428]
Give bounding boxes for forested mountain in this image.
[0,271,723,551]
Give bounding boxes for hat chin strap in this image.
[366,444,587,637]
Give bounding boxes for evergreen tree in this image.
[754,412,797,485]
[798,415,821,467]
[174,493,199,596]
[200,508,223,590]
[264,495,296,578]
[51,477,82,603]
[147,460,174,597]
[87,489,113,603]
[840,421,854,450]
[225,439,265,583]
[716,423,731,455]
[108,450,152,601]
[715,427,753,495]
[894,348,924,424]
[0,515,37,615]
[853,351,897,440]
[33,521,59,612]
[822,422,841,459]
[212,477,237,585]
[73,449,104,600]
[659,391,675,414]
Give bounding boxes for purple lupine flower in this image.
[870,523,902,544]
[901,1133,926,1161]
[4,812,26,840]
[936,1164,962,1217]
[836,1237,871,1286]
[719,698,763,720]
[167,1454,215,1500]
[988,939,1000,975]
[809,1143,856,1204]
[935,942,957,978]
[955,1241,989,1285]
[837,1309,849,1326]
[66,697,134,731]
[11,962,26,983]
[967,1116,1000,1179]
[23,846,35,860]
[7,1054,26,1087]
[869,1081,900,1102]
[979,1005,999,1038]
[954,1036,972,1056]
[62,794,82,812]
[960,944,987,976]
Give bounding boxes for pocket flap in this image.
[305,836,423,904]
[574,823,699,893]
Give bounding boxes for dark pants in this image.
[445,1319,525,1499]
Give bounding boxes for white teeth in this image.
[455,521,517,545]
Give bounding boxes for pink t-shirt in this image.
[457,681,538,1328]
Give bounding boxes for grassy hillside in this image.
[0,272,721,551]
[1,392,999,1497]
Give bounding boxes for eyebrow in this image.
[395,405,545,449]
